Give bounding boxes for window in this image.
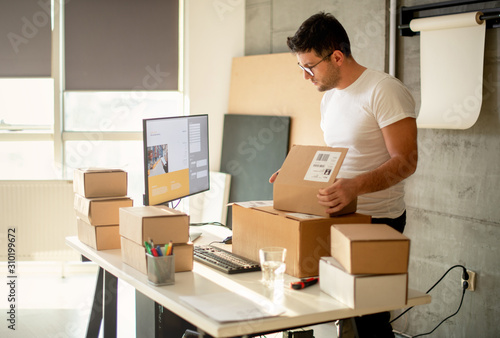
[0,78,53,128]
[64,91,182,132]
[0,141,57,179]
[0,0,183,201]
[0,78,56,179]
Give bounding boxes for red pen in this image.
[151,247,159,257]
[290,277,319,290]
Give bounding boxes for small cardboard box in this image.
[331,223,410,275]
[73,168,128,198]
[273,145,356,217]
[319,256,408,309]
[119,206,189,245]
[76,217,121,250]
[120,236,193,274]
[232,202,371,278]
[74,194,133,226]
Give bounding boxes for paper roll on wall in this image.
[410,12,486,129]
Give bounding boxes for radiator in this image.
[0,180,79,261]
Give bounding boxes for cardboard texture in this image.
[231,203,371,278]
[73,168,128,198]
[228,53,325,148]
[119,206,190,245]
[76,217,121,250]
[319,257,408,309]
[74,194,133,226]
[331,223,410,275]
[121,236,193,274]
[273,145,356,217]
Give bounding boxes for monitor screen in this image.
[143,114,209,206]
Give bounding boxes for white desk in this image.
[66,235,430,338]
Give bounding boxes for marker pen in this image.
[290,277,319,290]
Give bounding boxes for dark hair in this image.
[287,12,351,58]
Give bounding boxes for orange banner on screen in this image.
[148,169,190,205]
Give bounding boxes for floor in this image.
[0,261,135,338]
[0,261,340,338]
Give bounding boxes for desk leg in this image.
[135,290,198,337]
[86,267,118,338]
[86,267,103,338]
[103,270,118,337]
[135,290,155,337]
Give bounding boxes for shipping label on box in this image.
[73,168,128,198]
[119,205,189,245]
[232,202,371,278]
[273,145,356,217]
[331,223,410,275]
[120,236,193,274]
[76,217,121,250]
[319,257,408,309]
[74,194,133,226]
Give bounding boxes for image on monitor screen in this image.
[143,114,209,206]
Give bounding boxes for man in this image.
[270,12,418,337]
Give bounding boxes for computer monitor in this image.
[143,114,209,206]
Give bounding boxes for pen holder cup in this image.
[146,253,175,286]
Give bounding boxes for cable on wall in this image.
[391,264,470,337]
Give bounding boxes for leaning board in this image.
[228,53,326,148]
[220,114,290,227]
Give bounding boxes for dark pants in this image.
[353,211,407,338]
[372,211,406,234]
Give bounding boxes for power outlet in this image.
[461,270,476,291]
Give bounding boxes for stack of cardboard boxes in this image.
[320,223,410,309]
[72,169,194,275]
[232,145,372,278]
[73,168,133,250]
[119,205,194,274]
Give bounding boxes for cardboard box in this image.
[73,168,128,198]
[231,202,371,278]
[74,194,133,226]
[273,145,357,217]
[119,206,189,245]
[331,223,410,275]
[319,256,408,309]
[120,236,193,274]
[76,217,121,250]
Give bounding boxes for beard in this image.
[315,62,341,92]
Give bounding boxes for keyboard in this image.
[193,245,261,274]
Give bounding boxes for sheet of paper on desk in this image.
[231,200,273,208]
[180,292,285,322]
[285,212,324,220]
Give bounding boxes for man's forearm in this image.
[353,153,418,196]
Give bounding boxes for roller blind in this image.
[0,0,52,77]
[65,0,179,90]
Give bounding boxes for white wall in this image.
[184,0,245,171]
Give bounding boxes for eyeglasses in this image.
[297,52,333,76]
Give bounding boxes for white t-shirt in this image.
[320,68,416,218]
